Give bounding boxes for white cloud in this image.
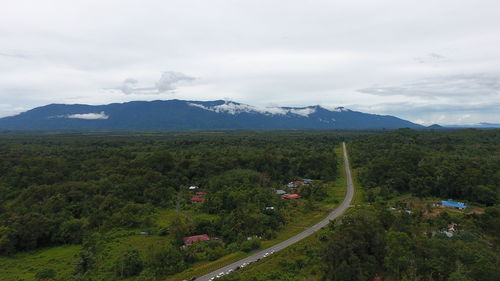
[114,71,195,95]
[67,112,109,120]
[188,101,288,115]
[188,101,323,117]
[288,107,316,117]
[156,71,195,92]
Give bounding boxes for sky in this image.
[1,0,499,125]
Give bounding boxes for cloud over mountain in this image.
[116,71,195,95]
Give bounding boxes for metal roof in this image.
[442,200,467,209]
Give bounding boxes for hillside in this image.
[0,100,423,130]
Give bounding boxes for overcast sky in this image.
[1,0,499,125]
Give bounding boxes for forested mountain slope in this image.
[0,100,422,130]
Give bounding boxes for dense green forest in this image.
[0,132,351,280]
[223,129,500,281]
[1,130,499,281]
[350,129,499,205]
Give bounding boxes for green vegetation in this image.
[0,131,353,280]
[350,129,499,205]
[225,129,500,281]
[2,129,498,281]
[0,245,80,281]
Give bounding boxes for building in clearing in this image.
[190,196,204,203]
[276,189,287,195]
[189,185,199,190]
[183,234,210,245]
[441,200,467,209]
[282,194,301,199]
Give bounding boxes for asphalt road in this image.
[194,142,355,281]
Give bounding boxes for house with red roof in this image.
[190,196,204,203]
[183,234,210,245]
[282,194,301,199]
[195,191,206,196]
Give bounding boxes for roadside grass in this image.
[351,168,364,205]
[0,245,80,281]
[333,146,347,190]
[166,251,248,281]
[260,208,327,248]
[231,231,324,281]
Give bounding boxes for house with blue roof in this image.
[441,200,467,209]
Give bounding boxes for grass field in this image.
[233,234,324,281]
[0,245,80,281]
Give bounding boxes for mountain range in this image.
[0,99,424,130]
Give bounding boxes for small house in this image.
[282,194,301,199]
[293,181,305,185]
[276,189,287,195]
[189,185,199,190]
[441,200,467,209]
[303,179,313,184]
[196,191,206,196]
[190,196,204,203]
[265,206,275,210]
[287,182,297,188]
[183,234,210,245]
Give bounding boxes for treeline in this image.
[0,132,343,256]
[350,129,500,205]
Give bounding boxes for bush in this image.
[240,238,261,252]
[114,248,143,278]
[35,268,56,281]
[145,243,186,276]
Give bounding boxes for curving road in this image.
[194,142,355,281]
